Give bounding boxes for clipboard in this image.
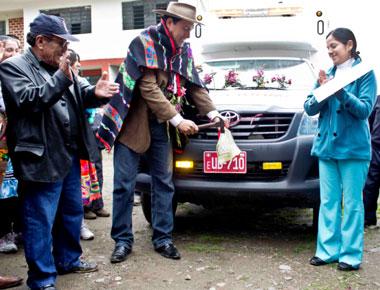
[313,62,372,103]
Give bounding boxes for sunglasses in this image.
[43,35,69,47]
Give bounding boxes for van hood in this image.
[208,89,307,111]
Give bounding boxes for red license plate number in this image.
[203,151,247,174]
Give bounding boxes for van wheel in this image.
[140,192,178,224]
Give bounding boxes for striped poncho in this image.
[97,22,205,151]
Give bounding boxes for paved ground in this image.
[2,151,380,290]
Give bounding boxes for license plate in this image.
[203,151,247,174]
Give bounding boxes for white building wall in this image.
[1,0,322,64]
[19,0,141,60]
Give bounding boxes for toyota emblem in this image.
[220,110,240,127]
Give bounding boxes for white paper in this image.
[313,62,372,103]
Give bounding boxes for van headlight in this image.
[297,113,319,136]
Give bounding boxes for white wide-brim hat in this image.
[153,2,203,24]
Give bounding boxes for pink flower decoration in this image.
[252,69,266,88]
[167,84,174,93]
[272,75,292,88]
[203,73,213,85]
[225,70,239,86]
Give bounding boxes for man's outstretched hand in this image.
[95,71,120,98]
[212,116,230,128]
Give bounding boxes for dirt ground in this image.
[2,152,380,290]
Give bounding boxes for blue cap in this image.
[30,13,79,42]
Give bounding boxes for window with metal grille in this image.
[122,0,174,30]
[133,5,144,29]
[0,21,6,35]
[155,3,168,23]
[40,6,91,34]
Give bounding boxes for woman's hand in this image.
[318,70,328,85]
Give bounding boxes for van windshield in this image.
[200,58,315,91]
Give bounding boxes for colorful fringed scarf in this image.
[97,21,205,151]
[80,159,102,207]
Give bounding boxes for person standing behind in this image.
[67,49,96,241]
[0,34,24,290]
[0,35,21,254]
[68,49,109,221]
[98,2,225,263]
[363,94,380,227]
[304,27,377,271]
[0,35,20,112]
[0,14,119,290]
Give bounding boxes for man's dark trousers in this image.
[363,96,380,226]
[20,154,83,289]
[363,146,380,225]
[111,119,174,249]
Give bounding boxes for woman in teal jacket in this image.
[304,28,377,271]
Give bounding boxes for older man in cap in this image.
[0,13,119,290]
[98,2,224,263]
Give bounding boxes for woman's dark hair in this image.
[162,15,181,24]
[6,34,20,41]
[68,48,80,66]
[326,27,360,59]
[26,32,37,47]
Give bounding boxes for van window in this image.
[200,58,315,91]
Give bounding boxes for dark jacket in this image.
[369,95,380,147]
[0,48,105,182]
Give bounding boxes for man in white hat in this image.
[101,2,225,262]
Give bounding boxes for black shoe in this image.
[58,260,98,275]
[110,245,132,263]
[155,243,181,260]
[309,256,329,266]
[365,219,377,227]
[337,262,359,271]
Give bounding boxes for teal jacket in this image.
[304,58,377,160]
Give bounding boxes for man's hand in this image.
[178,119,198,135]
[95,71,120,98]
[59,52,73,81]
[213,116,230,128]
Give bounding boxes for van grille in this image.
[192,113,294,140]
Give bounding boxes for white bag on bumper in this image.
[216,128,241,165]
